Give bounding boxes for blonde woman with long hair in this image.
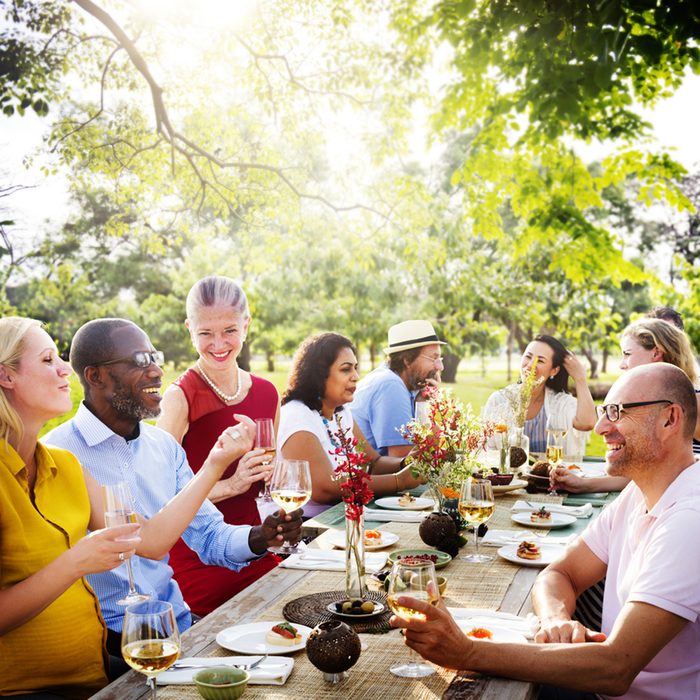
[551,317,700,494]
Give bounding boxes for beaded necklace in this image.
[197,361,242,403]
[319,410,342,449]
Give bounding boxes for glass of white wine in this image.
[458,478,495,563]
[255,417,276,501]
[545,415,568,495]
[386,559,440,677]
[103,482,150,605]
[121,600,180,700]
[268,459,311,554]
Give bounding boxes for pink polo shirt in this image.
[582,460,700,700]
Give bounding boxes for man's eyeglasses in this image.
[420,354,444,365]
[595,400,672,423]
[93,350,165,369]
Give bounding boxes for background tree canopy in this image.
[1,0,698,372]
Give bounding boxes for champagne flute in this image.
[386,559,440,677]
[545,415,567,494]
[255,417,276,500]
[121,600,180,700]
[103,482,150,605]
[268,459,311,554]
[458,478,495,563]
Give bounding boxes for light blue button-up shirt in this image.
[43,403,255,632]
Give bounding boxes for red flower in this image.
[327,416,374,521]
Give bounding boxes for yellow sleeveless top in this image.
[0,440,108,698]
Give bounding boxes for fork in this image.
[172,655,267,671]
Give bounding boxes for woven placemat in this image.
[283,589,392,633]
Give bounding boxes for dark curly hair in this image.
[533,334,570,393]
[281,333,356,411]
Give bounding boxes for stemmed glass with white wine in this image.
[458,478,495,563]
[268,459,311,554]
[255,417,276,501]
[121,600,180,700]
[103,482,150,605]
[386,559,440,677]
[545,415,567,494]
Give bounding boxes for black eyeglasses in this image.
[595,400,672,422]
[93,350,165,369]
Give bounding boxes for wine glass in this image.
[458,478,495,563]
[121,600,180,700]
[414,401,431,426]
[268,459,311,554]
[545,415,567,494]
[103,482,150,605]
[386,559,440,677]
[255,417,276,501]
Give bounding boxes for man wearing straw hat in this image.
[352,320,446,457]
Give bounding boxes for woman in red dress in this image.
[157,276,280,616]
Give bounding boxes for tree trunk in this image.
[581,347,598,379]
[601,347,609,374]
[266,350,275,373]
[506,319,515,383]
[441,350,460,383]
[369,342,377,371]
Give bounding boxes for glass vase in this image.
[508,426,530,473]
[345,507,367,599]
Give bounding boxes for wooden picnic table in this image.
[91,485,616,700]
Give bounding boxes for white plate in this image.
[497,543,566,568]
[511,512,577,529]
[455,620,528,644]
[374,496,434,511]
[492,479,528,494]
[325,529,400,550]
[216,622,312,655]
[326,600,386,619]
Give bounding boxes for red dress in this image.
[168,369,280,616]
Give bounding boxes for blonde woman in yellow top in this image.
[0,317,255,699]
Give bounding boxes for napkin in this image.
[511,500,593,518]
[481,529,577,547]
[279,550,388,573]
[157,656,294,686]
[363,508,430,523]
[447,607,539,640]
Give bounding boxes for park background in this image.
[2,0,700,462]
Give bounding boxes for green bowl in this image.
[193,667,249,700]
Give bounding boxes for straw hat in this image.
[384,320,446,355]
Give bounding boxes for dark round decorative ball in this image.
[306,620,361,674]
[510,446,528,470]
[436,536,459,558]
[419,511,457,547]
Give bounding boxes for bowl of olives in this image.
[327,598,385,618]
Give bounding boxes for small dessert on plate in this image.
[266,622,302,646]
[465,627,493,640]
[530,506,552,524]
[516,541,541,560]
[364,529,382,546]
[398,492,416,507]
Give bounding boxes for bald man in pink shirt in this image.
[391,363,700,699]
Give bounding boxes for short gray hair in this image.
[186,276,249,320]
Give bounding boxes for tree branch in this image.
[69,0,391,221]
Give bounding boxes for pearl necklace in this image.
[197,361,242,403]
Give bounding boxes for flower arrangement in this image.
[401,387,494,501]
[327,415,374,520]
[326,414,373,598]
[501,360,543,428]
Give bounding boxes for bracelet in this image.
[394,473,400,491]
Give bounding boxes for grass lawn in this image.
[41,356,612,457]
